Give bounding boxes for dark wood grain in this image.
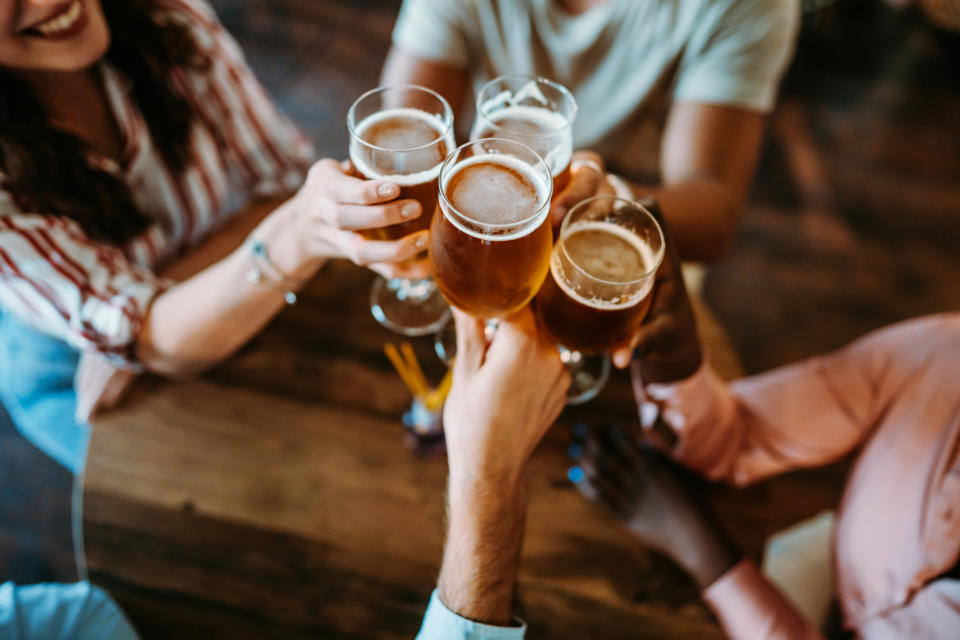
[83,263,730,638]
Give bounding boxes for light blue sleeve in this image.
[0,582,140,640]
[674,0,801,112]
[391,0,471,67]
[416,589,526,640]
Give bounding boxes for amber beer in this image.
[430,140,553,317]
[473,106,573,195]
[349,107,452,240]
[536,197,664,354]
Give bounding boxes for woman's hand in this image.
[550,151,616,226]
[277,158,432,279]
[74,353,138,422]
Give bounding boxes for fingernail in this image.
[378,183,399,198]
[402,203,419,218]
[567,466,585,483]
[567,443,583,459]
[415,234,427,249]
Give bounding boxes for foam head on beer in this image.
[440,152,551,236]
[350,107,452,181]
[555,222,657,307]
[473,77,576,188]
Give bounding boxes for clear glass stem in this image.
[559,346,611,405]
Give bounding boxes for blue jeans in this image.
[0,312,87,474]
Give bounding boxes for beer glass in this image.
[430,138,553,319]
[472,75,577,197]
[536,196,664,404]
[348,85,455,335]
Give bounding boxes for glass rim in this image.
[438,137,553,233]
[558,196,666,286]
[475,74,578,138]
[347,84,454,153]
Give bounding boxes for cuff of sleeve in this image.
[703,560,820,639]
[416,590,526,640]
[78,276,173,371]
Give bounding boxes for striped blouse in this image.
[0,0,314,366]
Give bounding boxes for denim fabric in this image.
[0,312,87,474]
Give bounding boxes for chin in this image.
[51,14,110,71]
[19,2,111,73]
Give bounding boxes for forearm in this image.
[136,198,321,376]
[625,178,739,262]
[438,475,526,627]
[703,560,825,640]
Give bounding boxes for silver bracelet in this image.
[246,239,301,305]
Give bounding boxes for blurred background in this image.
[2,0,958,602]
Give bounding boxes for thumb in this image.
[452,308,487,373]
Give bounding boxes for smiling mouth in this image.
[23,0,86,38]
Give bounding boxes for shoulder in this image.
[701,0,799,33]
[398,0,478,23]
[153,0,229,55]
[154,0,219,25]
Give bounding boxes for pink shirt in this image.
[633,314,960,639]
[0,0,313,365]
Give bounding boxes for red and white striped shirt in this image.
[0,0,314,366]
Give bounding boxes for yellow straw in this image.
[400,342,429,397]
[383,344,422,397]
[423,362,455,411]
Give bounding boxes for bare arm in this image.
[625,102,766,262]
[135,160,427,376]
[426,309,569,630]
[439,476,526,625]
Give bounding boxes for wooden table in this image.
[81,260,739,639]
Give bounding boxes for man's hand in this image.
[610,201,702,384]
[74,354,138,422]
[444,307,570,484]
[549,151,616,226]
[437,307,570,626]
[571,424,740,590]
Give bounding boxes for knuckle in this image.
[331,205,350,229]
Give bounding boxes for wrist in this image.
[670,527,741,591]
[448,462,527,509]
[251,197,321,281]
[641,342,703,385]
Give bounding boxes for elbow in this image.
[134,336,217,379]
[690,228,736,263]
[679,211,739,263]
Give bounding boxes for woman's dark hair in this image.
[0,0,208,245]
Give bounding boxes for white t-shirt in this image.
[392,0,800,181]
